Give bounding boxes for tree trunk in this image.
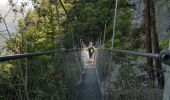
[150,0,164,88]
[144,0,154,80]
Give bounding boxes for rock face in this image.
[130,0,170,39]
[130,0,144,28]
[155,0,170,39]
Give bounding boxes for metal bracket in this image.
[159,51,170,66]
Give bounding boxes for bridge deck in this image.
[76,65,102,100]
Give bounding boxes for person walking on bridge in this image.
[88,41,95,65]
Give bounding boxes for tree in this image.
[150,0,164,88]
[144,0,154,80]
[144,0,164,88]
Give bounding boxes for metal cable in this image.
[0,49,82,62]
[58,0,80,47]
[102,0,114,47]
[111,0,118,48]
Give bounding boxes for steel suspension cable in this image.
[107,0,119,99]
[53,8,69,96]
[106,0,115,20]
[102,0,114,47]
[58,3,84,92]
[103,20,107,47]
[111,0,118,48]
[58,0,80,47]
[55,2,84,99]
[96,0,119,99]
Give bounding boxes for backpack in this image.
[88,46,94,54]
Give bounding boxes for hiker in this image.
[88,41,95,64]
[81,41,87,49]
[81,41,89,67]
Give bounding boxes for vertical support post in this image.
[24,40,29,100]
[100,33,102,46]
[24,61,29,100]
[163,38,170,100]
[107,0,118,99]
[111,0,118,48]
[103,20,107,48]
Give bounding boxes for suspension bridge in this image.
[0,47,170,100]
[0,0,170,100]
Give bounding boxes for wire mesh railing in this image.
[95,48,166,100]
[0,50,84,100]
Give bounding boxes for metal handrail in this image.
[0,48,81,62]
[1,47,170,66]
[112,49,159,58]
[96,48,170,66]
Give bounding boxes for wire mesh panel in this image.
[95,49,165,100]
[94,49,112,99]
[62,51,84,100]
[0,51,83,100]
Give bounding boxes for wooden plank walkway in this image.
[76,65,103,100]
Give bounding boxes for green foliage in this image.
[62,0,133,49]
[0,0,143,99]
[0,0,80,99]
[159,38,169,50]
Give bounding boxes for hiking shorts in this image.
[89,53,93,58]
